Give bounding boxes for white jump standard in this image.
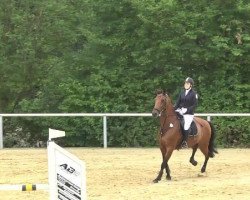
[48,128,86,200]
[0,128,86,200]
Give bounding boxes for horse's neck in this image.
[159,103,180,135]
[160,104,177,125]
[167,104,175,115]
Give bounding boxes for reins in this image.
[160,113,178,134]
[153,93,179,135]
[159,104,178,135]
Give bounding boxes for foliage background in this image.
[0,0,249,147]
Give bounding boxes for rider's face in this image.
[184,82,191,90]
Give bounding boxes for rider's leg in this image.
[182,114,194,148]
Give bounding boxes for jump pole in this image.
[0,184,48,191]
[48,128,86,200]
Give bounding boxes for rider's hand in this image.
[175,108,183,115]
[181,107,187,114]
[175,108,181,113]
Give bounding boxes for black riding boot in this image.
[181,130,189,148]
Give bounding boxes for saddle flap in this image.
[190,121,197,136]
[179,118,198,136]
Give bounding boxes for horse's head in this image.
[152,89,171,118]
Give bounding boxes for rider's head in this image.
[184,77,194,90]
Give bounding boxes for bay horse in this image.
[152,89,217,182]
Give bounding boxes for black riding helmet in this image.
[185,77,194,86]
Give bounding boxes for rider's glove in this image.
[179,110,184,115]
[175,108,183,115]
[175,108,181,113]
[181,107,187,114]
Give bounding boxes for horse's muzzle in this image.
[152,109,160,118]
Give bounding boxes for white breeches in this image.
[183,114,194,130]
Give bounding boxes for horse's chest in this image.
[160,120,178,135]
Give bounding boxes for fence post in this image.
[103,115,107,148]
[207,116,211,122]
[0,116,3,149]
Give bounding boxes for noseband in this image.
[153,108,165,115]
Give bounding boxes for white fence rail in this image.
[0,113,249,149]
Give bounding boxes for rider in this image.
[174,77,198,148]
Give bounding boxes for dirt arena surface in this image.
[0,148,250,200]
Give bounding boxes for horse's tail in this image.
[208,121,218,158]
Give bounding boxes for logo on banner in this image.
[59,164,80,177]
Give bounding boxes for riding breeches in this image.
[183,114,194,130]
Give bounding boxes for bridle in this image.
[153,94,178,134]
[153,107,165,116]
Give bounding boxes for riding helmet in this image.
[185,77,194,85]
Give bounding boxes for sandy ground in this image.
[0,148,250,200]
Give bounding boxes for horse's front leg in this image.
[153,159,166,183]
[165,163,171,180]
[153,148,173,183]
[190,144,198,166]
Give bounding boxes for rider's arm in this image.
[174,93,181,110]
[186,93,198,114]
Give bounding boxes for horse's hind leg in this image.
[199,145,209,173]
[201,156,209,173]
[190,144,198,166]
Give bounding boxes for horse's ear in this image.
[163,89,168,96]
[155,89,163,95]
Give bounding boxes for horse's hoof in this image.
[198,172,207,177]
[166,176,171,180]
[191,161,198,166]
[153,179,159,183]
[201,168,206,173]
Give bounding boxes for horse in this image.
[152,89,218,182]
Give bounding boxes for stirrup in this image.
[181,141,188,148]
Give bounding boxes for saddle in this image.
[179,116,198,137]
